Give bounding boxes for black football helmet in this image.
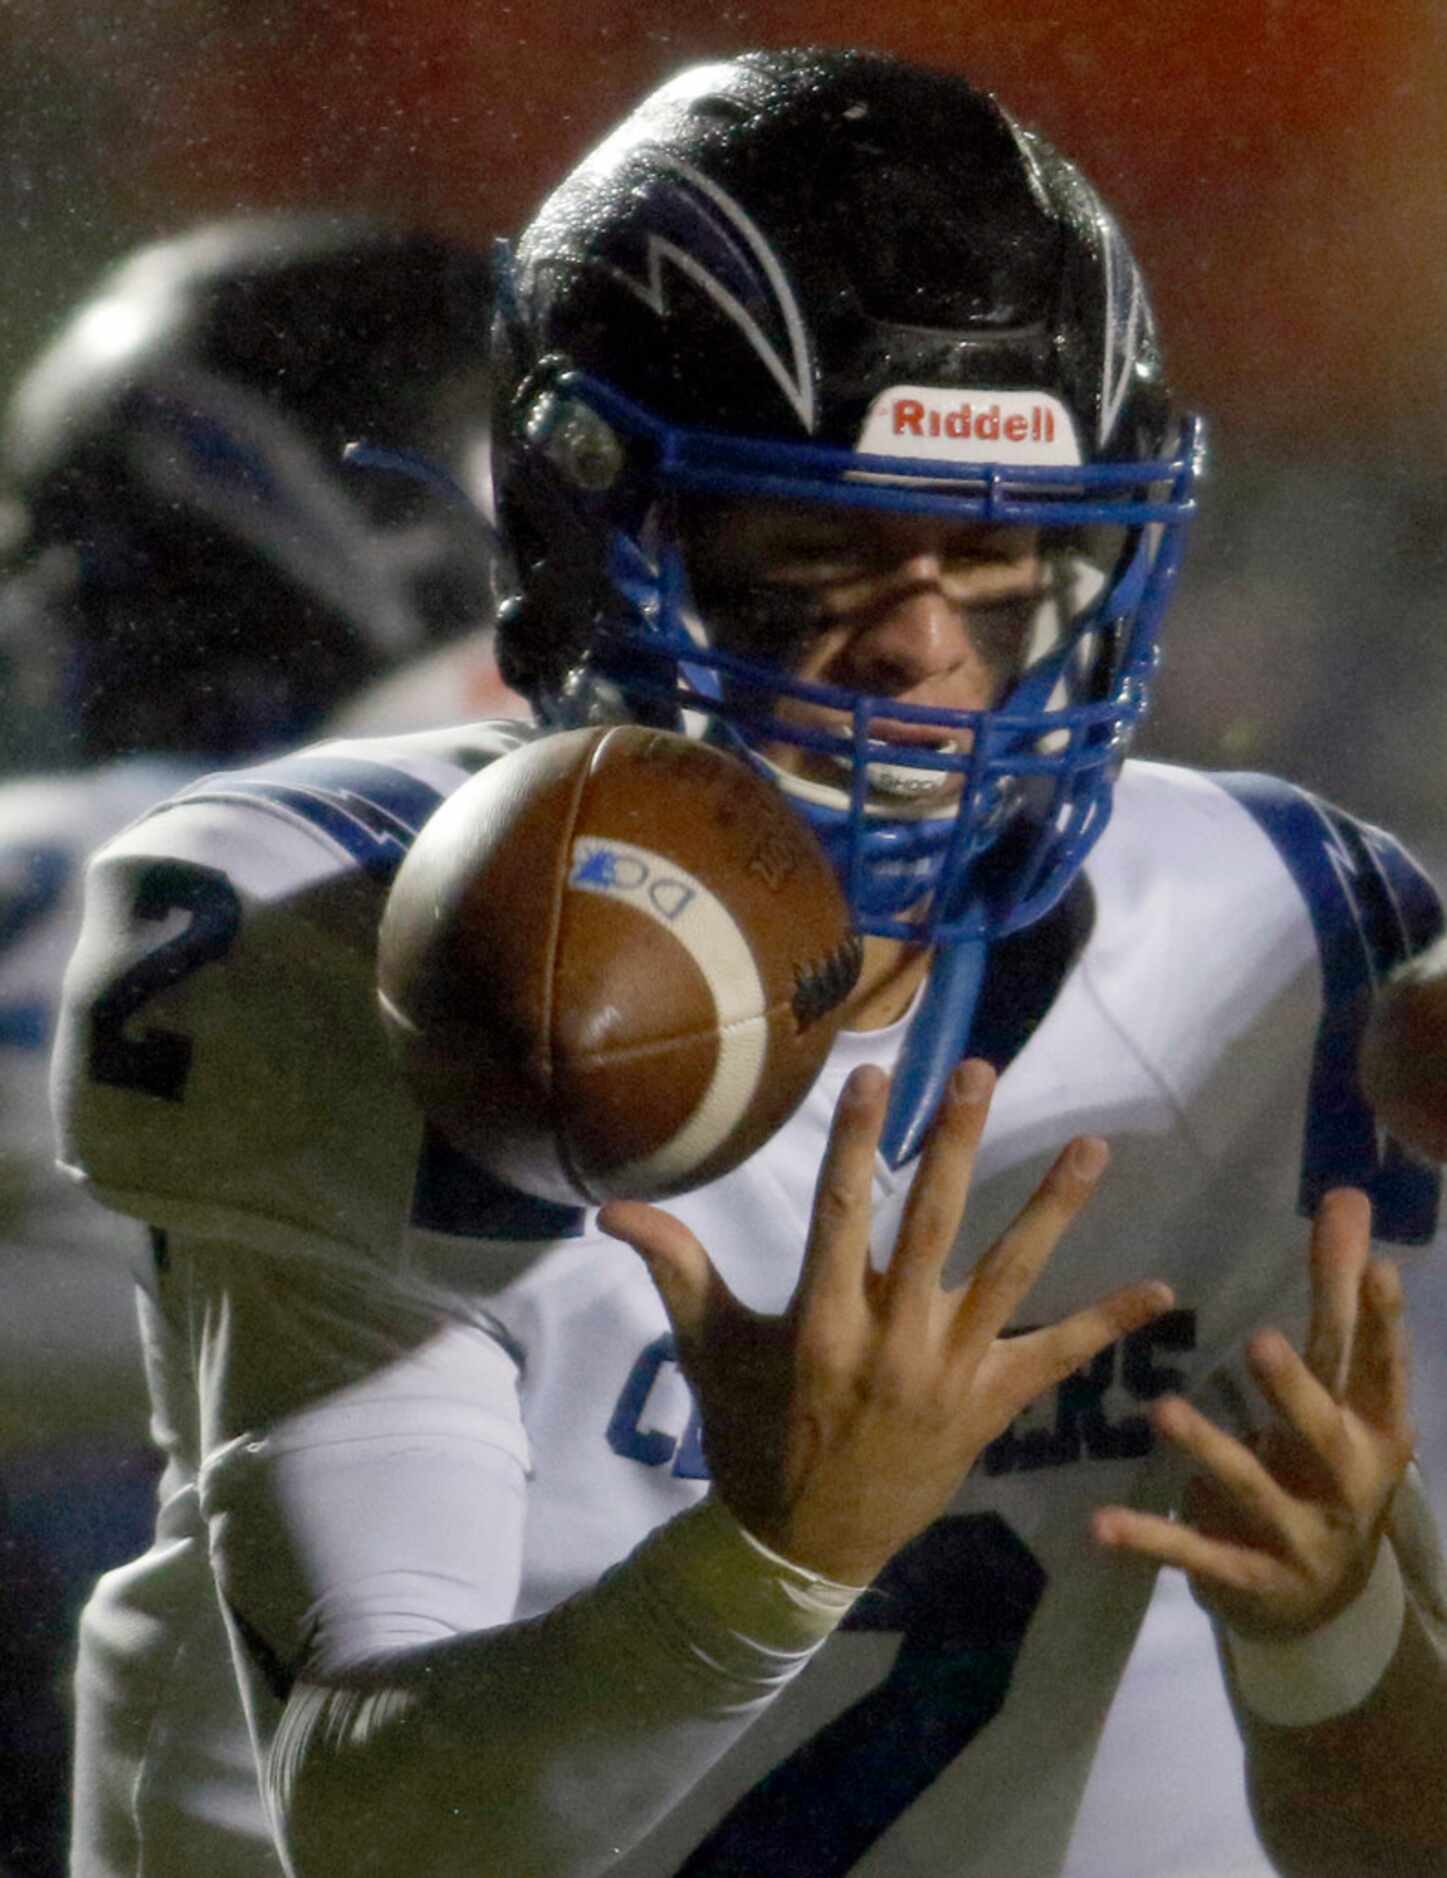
[0,214,498,766]
[492,49,1202,949]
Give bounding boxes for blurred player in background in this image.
[51,50,1447,1878]
[0,211,500,1875]
[1,210,501,1435]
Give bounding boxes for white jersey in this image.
[52,723,1445,1877]
[0,758,197,1450]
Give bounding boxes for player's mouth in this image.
[764,701,976,813]
[827,739,960,803]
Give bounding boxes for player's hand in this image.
[1092,1188,1417,1638]
[600,1059,1174,1586]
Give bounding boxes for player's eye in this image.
[758,543,870,588]
[965,589,1048,681]
[703,580,831,670]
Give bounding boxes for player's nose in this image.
[844,556,983,700]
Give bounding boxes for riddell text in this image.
[893,399,1055,444]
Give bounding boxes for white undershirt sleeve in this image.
[180,1234,853,1878]
[268,1495,855,1878]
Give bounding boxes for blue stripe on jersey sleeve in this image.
[1214,772,1442,1244]
[160,756,447,880]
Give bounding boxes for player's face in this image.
[685,501,1045,808]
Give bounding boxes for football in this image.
[1358,936,1447,1165]
[376,725,862,1205]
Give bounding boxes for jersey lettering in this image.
[983,1308,1196,1475]
[89,862,241,1101]
[0,844,71,1049]
[606,1334,707,1476]
[608,1315,1196,1485]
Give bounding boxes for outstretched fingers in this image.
[793,1063,891,1321]
[1304,1187,1371,1396]
[1091,1505,1281,1596]
[981,1276,1177,1442]
[949,1134,1115,1363]
[880,1059,996,1325]
[599,1200,732,1350]
[1349,1255,1414,1443]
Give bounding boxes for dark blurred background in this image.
[4,0,1446,840]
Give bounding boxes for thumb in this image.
[598,1200,722,1346]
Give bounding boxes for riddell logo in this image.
[894,399,1055,445]
[856,386,1082,467]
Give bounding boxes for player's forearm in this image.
[267,1495,855,1878]
[1231,1587,1447,1873]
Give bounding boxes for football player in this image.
[51,53,1447,1878]
[1,210,500,1428]
[0,211,498,1875]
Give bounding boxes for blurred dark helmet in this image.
[0,214,498,765]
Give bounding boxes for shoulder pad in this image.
[1213,773,1441,1243]
[123,721,532,888]
[155,752,448,883]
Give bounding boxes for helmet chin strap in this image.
[880,919,989,1167]
[873,589,1136,1162]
